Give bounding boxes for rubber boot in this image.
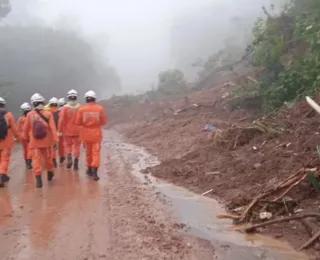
[2,174,9,183]
[26,159,33,170]
[25,159,29,168]
[66,154,72,169]
[60,157,65,164]
[0,175,3,188]
[0,174,9,188]
[36,175,43,188]
[73,158,79,171]
[86,167,92,177]
[52,158,57,168]
[92,167,100,181]
[47,171,54,182]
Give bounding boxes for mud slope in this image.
[118,96,320,256]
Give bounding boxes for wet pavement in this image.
[0,131,309,259]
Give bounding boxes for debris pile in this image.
[212,121,281,150]
[105,78,320,255]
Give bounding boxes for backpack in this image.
[33,110,49,139]
[52,110,60,128]
[0,111,8,140]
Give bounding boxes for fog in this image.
[0,0,288,113]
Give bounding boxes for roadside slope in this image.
[108,90,320,256]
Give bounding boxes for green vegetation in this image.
[249,0,320,111]
[157,69,187,95]
[142,69,188,100]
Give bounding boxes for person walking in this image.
[58,98,66,108]
[48,97,60,168]
[17,102,32,169]
[23,93,58,188]
[58,89,81,170]
[57,97,66,163]
[0,97,20,187]
[76,90,106,181]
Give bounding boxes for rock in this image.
[253,163,262,169]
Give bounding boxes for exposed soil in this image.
[0,133,215,260]
[108,87,320,257]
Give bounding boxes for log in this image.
[238,192,272,223]
[238,172,306,223]
[201,189,213,196]
[245,214,320,233]
[273,174,307,201]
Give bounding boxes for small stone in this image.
[253,163,262,169]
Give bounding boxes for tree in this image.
[0,25,121,115]
[248,0,320,111]
[157,69,187,95]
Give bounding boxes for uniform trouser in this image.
[0,148,11,174]
[64,136,81,158]
[51,146,56,160]
[32,147,53,175]
[58,136,65,158]
[84,142,101,168]
[21,140,32,160]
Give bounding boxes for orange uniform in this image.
[17,115,32,160]
[0,112,19,175]
[23,109,58,175]
[76,103,106,168]
[48,106,64,162]
[58,103,81,159]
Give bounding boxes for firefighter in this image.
[58,89,81,170]
[0,97,19,187]
[57,97,66,163]
[23,93,58,188]
[48,97,60,168]
[58,98,66,108]
[76,90,106,181]
[17,102,32,169]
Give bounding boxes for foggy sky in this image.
[5,0,288,94]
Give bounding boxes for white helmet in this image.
[84,90,97,99]
[30,93,45,104]
[49,97,58,104]
[0,97,6,105]
[20,102,31,111]
[67,89,78,97]
[58,98,66,106]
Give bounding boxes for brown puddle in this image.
[106,131,309,260]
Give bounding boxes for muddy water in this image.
[0,146,111,260]
[107,131,308,260]
[0,132,309,260]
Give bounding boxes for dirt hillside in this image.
[104,84,320,257]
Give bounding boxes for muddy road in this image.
[0,131,309,259]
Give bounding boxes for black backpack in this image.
[0,111,8,140]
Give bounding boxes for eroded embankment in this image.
[116,98,320,258]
